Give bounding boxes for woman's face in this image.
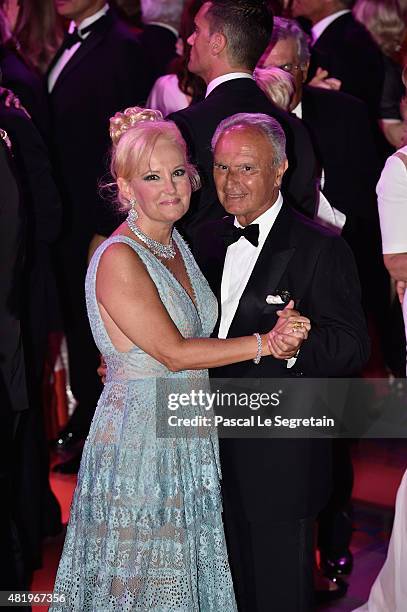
[129,136,192,226]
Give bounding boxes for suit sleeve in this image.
[343,98,381,221]
[168,110,197,162]
[341,32,384,118]
[0,142,29,415]
[281,113,318,218]
[294,236,370,376]
[7,112,62,244]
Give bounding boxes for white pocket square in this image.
[266,294,284,305]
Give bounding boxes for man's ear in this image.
[210,32,227,57]
[275,159,288,187]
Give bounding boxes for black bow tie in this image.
[61,21,99,50]
[222,223,260,247]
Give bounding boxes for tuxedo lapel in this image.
[50,14,110,93]
[227,205,296,338]
[47,44,66,77]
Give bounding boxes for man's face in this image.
[291,0,326,23]
[260,38,308,100]
[54,0,104,23]
[187,2,214,82]
[213,126,287,226]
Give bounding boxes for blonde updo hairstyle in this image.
[254,66,295,112]
[109,107,201,210]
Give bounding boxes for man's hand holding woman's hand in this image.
[266,300,311,359]
[97,300,312,379]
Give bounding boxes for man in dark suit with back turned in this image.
[48,0,153,465]
[194,113,370,611]
[292,0,384,121]
[168,0,319,251]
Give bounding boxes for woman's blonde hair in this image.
[253,66,295,111]
[108,107,200,210]
[353,0,405,57]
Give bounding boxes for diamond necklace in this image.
[126,212,176,259]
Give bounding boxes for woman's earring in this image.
[128,198,138,222]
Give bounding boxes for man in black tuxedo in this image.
[48,0,153,464]
[194,113,370,611]
[292,0,384,120]
[259,24,389,582]
[168,0,319,249]
[139,0,184,81]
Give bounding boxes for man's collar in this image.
[234,192,284,245]
[291,101,302,119]
[311,9,350,43]
[145,21,179,38]
[206,72,254,98]
[70,3,109,35]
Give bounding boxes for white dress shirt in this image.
[218,193,283,339]
[311,9,350,44]
[48,4,109,92]
[205,72,254,98]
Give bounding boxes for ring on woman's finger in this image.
[292,321,304,330]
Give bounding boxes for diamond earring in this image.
[128,198,138,222]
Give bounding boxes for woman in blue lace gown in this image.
[51,108,309,611]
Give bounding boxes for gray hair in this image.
[211,113,287,167]
[262,17,310,66]
[140,0,185,29]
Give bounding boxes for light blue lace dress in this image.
[51,231,237,611]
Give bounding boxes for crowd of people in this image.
[1,0,407,610]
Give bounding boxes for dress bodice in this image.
[85,229,218,382]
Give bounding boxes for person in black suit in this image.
[168,0,319,250]
[0,97,63,577]
[0,135,29,590]
[0,101,62,376]
[292,0,384,121]
[47,0,153,464]
[139,0,184,80]
[194,113,370,611]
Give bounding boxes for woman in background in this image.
[354,0,406,149]
[0,0,53,137]
[13,0,64,74]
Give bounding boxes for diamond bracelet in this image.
[253,332,262,365]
